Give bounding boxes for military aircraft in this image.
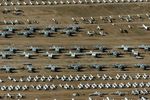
[86,31,96,36]
[131,50,143,59]
[138,44,150,51]
[17,30,33,37]
[89,91,108,96]
[49,45,64,53]
[116,45,133,52]
[112,64,127,71]
[139,24,150,30]
[0,51,12,59]
[28,46,42,53]
[134,64,149,70]
[20,51,36,59]
[62,29,75,36]
[3,26,16,33]
[86,50,101,58]
[42,51,60,59]
[0,31,12,38]
[45,64,59,72]
[90,64,105,71]
[25,26,38,32]
[24,64,36,72]
[65,51,84,58]
[39,30,54,37]
[3,46,18,53]
[109,50,121,57]
[71,45,85,53]
[94,44,107,52]
[45,25,59,32]
[111,91,128,96]
[67,64,82,71]
[66,25,80,32]
[0,65,16,73]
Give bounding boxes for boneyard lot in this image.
[0,0,149,100]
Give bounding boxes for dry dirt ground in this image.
[0,1,149,100]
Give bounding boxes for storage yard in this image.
[0,0,149,100]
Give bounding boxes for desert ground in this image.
[0,0,149,100]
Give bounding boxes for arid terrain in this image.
[0,0,149,100]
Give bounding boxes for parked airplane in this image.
[139,24,150,30]
[45,64,59,72]
[42,51,59,59]
[0,65,16,73]
[67,64,82,71]
[65,51,84,58]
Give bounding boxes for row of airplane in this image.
[0,25,150,38]
[0,44,149,54]
[0,49,145,59]
[74,13,150,24]
[0,93,24,99]
[0,0,149,6]
[4,73,150,83]
[0,82,150,91]
[0,25,81,37]
[0,63,149,73]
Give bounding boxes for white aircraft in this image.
[86,51,101,57]
[20,51,36,59]
[116,45,133,52]
[139,24,150,30]
[42,51,59,59]
[65,51,84,58]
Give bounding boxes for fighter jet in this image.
[20,51,36,59]
[62,29,75,36]
[45,25,59,32]
[0,31,12,38]
[86,31,96,36]
[89,91,108,96]
[138,44,150,51]
[3,26,16,33]
[71,45,85,53]
[139,24,150,30]
[28,46,42,53]
[94,44,107,52]
[3,46,18,53]
[116,45,133,52]
[0,52,12,59]
[111,91,128,96]
[45,64,59,72]
[86,50,101,58]
[24,64,36,72]
[112,64,127,71]
[65,51,84,58]
[42,51,60,59]
[40,30,54,37]
[134,64,150,70]
[49,45,64,53]
[131,50,143,59]
[18,30,33,37]
[109,50,121,57]
[98,31,107,36]
[66,25,80,32]
[0,65,16,73]
[67,64,82,71]
[25,26,38,32]
[90,64,105,71]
